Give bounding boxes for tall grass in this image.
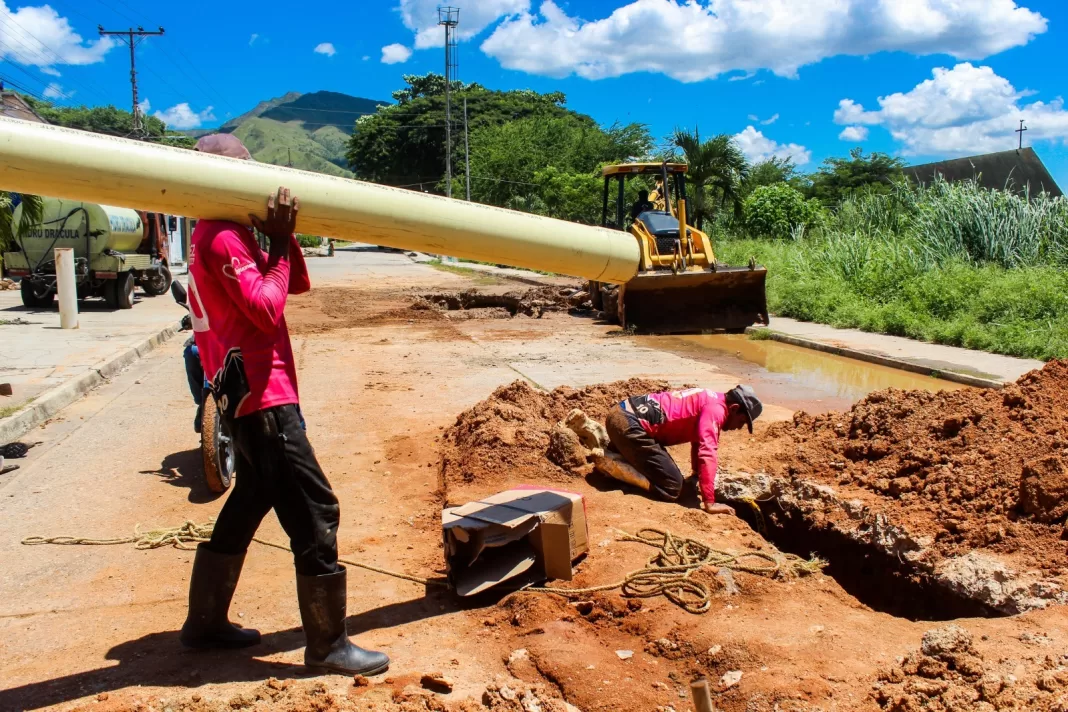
[717,178,1068,360]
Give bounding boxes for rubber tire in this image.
[20,278,55,308]
[113,272,135,309]
[200,396,235,494]
[600,284,620,325]
[140,265,172,296]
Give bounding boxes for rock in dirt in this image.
[546,424,588,472]
[421,672,455,693]
[563,408,609,451]
[920,624,973,658]
[1019,455,1068,523]
[616,649,634,660]
[720,670,743,689]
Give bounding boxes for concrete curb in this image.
[408,252,559,287]
[0,323,180,444]
[745,327,1006,390]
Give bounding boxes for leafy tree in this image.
[22,95,195,147]
[743,156,799,196]
[744,183,824,240]
[348,74,651,205]
[806,147,906,206]
[669,128,749,228]
[1,192,42,270]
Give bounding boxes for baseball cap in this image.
[726,384,762,433]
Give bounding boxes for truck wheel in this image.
[200,396,235,493]
[20,279,55,309]
[112,272,135,309]
[141,265,172,296]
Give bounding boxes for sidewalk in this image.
[755,317,1044,388]
[0,284,185,442]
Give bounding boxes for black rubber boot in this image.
[180,545,261,648]
[297,566,390,675]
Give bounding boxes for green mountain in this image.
[188,90,388,177]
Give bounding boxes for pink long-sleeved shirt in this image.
[187,220,310,417]
[633,389,727,504]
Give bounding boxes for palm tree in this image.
[1,192,42,263]
[669,128,749,229]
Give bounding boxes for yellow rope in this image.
[21,523,822,612]
[530,528,823,614]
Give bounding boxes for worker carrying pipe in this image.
[595,385,763,515]
[179,134,388,677]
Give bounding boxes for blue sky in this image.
[2,0,1067,188]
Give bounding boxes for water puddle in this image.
[636,333,966,411]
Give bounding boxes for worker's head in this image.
[638,189,649,201]
[724,385,762,433]
[194,133,253,160]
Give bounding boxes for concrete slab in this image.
[759,317,1044,386]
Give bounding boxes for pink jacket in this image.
[633,389,727,504]
[187,221,310,417]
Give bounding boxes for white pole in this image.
[54,247,79,329]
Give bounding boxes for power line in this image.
[0,16,109,104]
[98,24,165,135]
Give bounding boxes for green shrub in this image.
[296,234,323,248]
[743,184,824,240]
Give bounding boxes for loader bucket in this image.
[619,266,769,333]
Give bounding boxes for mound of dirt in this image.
[440,378,670,494]
[872,624,1068,711]
[749,360,1068,573]
[418,286,586,320]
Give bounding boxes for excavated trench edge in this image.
[716,473,1068,622]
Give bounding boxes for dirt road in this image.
[2,247,1066,712]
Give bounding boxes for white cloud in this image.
[834,62,1068,156]
[477,0,1047,82]
[838,125,869,141]
[381,43,412,64]
[400,0,529,49]
[137,98,150,114]
[249,33,259,46]
[761,113,779,125]
[734,126,811,165]
[362,55,370,61]
[42,82,72,100]
[314,42,336,57]
[153,103,216,130]
[0,2,115,71]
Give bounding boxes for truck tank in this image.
[12,198,144,267]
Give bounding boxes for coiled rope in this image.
[22,523,822,613]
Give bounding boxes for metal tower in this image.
[438,6,459,199]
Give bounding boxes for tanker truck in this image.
[3,197,173,309]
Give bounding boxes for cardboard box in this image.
[442,487,589,596]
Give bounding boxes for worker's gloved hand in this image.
[249,186,300,258]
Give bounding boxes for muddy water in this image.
[637,332,967,412]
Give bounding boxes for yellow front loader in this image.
[589,162,768,333]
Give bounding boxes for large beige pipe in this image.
[0,118,639,283]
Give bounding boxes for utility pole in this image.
[287,147,293,167]
[464,97,471,201]
[438,7,459,199]
[1016,119,1028,153]
[98,25,165,136]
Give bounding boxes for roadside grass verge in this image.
[718,238,1068,361]
[426,259,504,286]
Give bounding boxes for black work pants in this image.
[605,407,684,501]
[206,404,340,576]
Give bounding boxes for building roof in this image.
[905,147,1062,198]
[0,91,46,123]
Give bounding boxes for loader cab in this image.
[601,162,689,232]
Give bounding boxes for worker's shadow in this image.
[0,587,460,710]
[140,448,221,504]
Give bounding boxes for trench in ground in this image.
[724,494,1002,622]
